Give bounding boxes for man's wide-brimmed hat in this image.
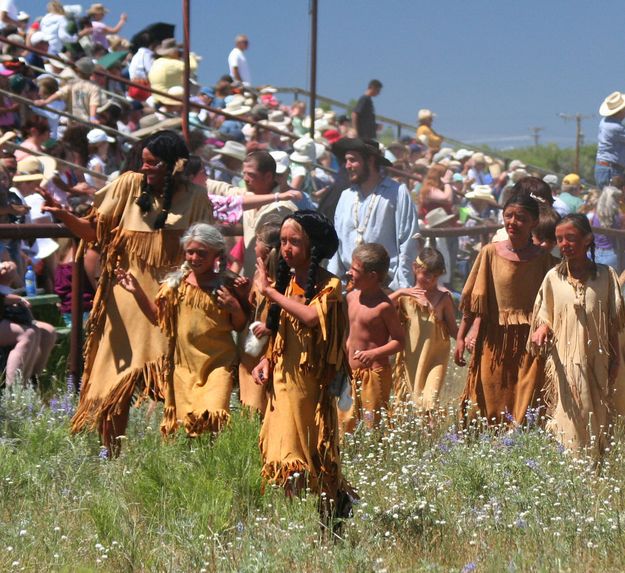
[465,185,498,206]
[155,38,182,57]
[219,140,246,162]
[331,137,392,167]
[424,207,456,228]
[223,95,251,116]
[599,91,625,117]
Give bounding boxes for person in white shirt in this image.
[0,0,19,35]
[228,34,251,86]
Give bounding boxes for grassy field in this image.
[1,359,625,572]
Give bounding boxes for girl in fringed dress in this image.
[252,210,356,520]
[530,214,625,455]
[390,247,458,414]
[455,192,557,426]
[116,223,248,437]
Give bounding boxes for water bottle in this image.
[24,265,37,297]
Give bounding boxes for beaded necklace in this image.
[352,190,381,246]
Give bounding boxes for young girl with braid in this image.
[41,130,213,455]
[530,214,625,455]
[252,210,355,520]
[116,223,247,437]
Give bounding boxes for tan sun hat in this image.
[599,91,625,117]
[424,207,456,228]
[14,156,57,183]
[219,140,246,162]
[465,185,498,206]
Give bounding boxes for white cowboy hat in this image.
[599,91,625,117]
[424,207,456,228]
[270,150,289,174]
[218,140,247,162]
[465,185,498,206]
[267,109,291,129]
[223,97,251,116]
[289,135,316,164]
[418,108,435,121]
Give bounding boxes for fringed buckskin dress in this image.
[71,172,213,435]
[460,244,556,425]
[530,264,625,454]
[259,269,353,503]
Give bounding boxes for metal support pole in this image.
[182,0,191,145]
[308,0,318,137]
[68,239,84,393]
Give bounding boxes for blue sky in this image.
[16,0,625,148]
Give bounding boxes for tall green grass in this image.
[2,379,625,572]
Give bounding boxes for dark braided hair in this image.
[555,213,597,280]
[265,210,339,334]
[135,130,190,230]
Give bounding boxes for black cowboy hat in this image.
[331,137,392,167]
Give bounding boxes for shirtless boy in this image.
[341,243,404,433]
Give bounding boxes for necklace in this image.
[352,189,381,246]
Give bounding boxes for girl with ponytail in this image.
[252,210,356,522]
[116,223,248,438]
[530,213,625,456]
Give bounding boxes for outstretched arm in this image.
[40,188,97,242]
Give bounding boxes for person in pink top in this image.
[86,3,127,51]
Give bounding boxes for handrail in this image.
[6,140,109,181]
[0,85,137,142]
[275,86,555,176]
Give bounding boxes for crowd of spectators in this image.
[0,1,621,383]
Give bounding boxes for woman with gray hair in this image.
[591,176,625,270]
[116,223,248,437]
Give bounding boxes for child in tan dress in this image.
[252,210,355,520]
[531,214,625,455]
[116,223,248,437]
[340,243,404,434]
[390,247,458,414]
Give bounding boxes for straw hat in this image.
[219,140,246,162]
[465,185,498,206]
[13,156,57,183]
[155,38,182,58]
[599,91,625,117]
[289,135,316,164]
[424,207,456,228]
[266,109,290,129]
[223,96,251,116]
[87,3,108,16]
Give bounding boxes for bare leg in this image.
[31,321,57,375]
[0,321,40,386]
[99,400,131,457]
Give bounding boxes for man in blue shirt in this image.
[328,138,419,290]
[596,91,625,189]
